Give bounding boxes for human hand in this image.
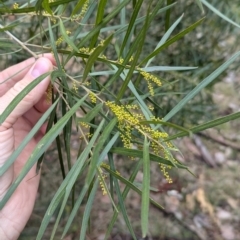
[0,55,55,240]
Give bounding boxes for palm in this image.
[0,56,54,240]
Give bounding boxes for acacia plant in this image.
[0,0,240,239]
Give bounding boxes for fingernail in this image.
[31,59,50,78]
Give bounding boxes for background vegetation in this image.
[0,0,240,239]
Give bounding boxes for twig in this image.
[0,23,38,58]
[197,132,240,152]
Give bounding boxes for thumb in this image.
[0,57,53,131]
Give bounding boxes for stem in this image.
[0,23,38,58]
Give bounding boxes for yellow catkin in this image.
[148,105,154,111]
[55,30,71,46]
[106,101,176,182]
[71,0,89,21]
[101,163,121,176]
[159,163,173,184]
[79,47,95,54]
[118,57,124,64]
[106,101,169,151]
[79,122,90,128]
[100,54,107,59]
[13,3,19,9]
[89,92,97,103]
[50,17,56,24]
[72,81,78,93]
[98,164,122,195]
[99,40,105,46]
[98,169,107,195]
[84,81,91,86]
[101,163,110,169]
[86,133,93,138]
[138,70,162,96]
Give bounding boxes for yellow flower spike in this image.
[55,36,64,46]
[101,163,110,169]
[129,56,134,62]
[81,0,89,15]
[50,17,56,24]
[84,81,91,86]
[56,31,71,46]
[166,141,173,148]
[159,163,173,184]
[139,70,162,96]
[101,54,107,59]
[89,92,97,104]
[148,105,154,111]
[67,45,73,51]
[118,57,124,64]
[86,133,93,138]
[147,81,154,96]
[79,122,90,128]
[106,101,172,169]
[13,3,19,9]
[72,81,78,93]
[71,0,89,21]
[98,174,107,196]
[99,40,105,47]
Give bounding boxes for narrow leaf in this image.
[165,111,240,141]
[42,0,53,15]
[89,0,108,48]
[141,137,150,238]
[104,160,142,240]
[140,17,205,65]
[108,154,137,240]
[195,0,204,13]
[164,51,240,121]
[0,99,59,176]
[41,118,105,239]
[71,0,88,17]
[59,19,79,52]
[139,120,191,135]
[79,179,99,240]
[101,164,164,209]
[85,118,117,186]
[82,34,113,81]
[119,0,145,57]
[78,103,103,122]
[146,13,184,67]
[201,0,240,28]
